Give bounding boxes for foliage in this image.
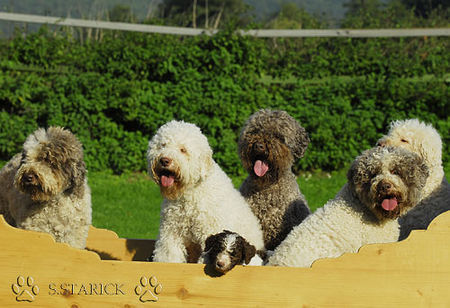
[342,0,448,28]
[400,0,449,17]
[108,5,136,22]
[158,0,252,28]
[0,12,448,176]
[265,2,324,29]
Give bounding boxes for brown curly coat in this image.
[238,109,311,250]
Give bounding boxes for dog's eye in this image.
[161,143,166,147]
[180,147,187,154]
[391,169,399,175]
[400,139,409,143]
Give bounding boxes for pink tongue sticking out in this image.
[254,160,269,177]
[381,197,398,211]
[161,175,175,187]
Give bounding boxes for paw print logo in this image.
[135,276,163,303]
[11,276,40,302]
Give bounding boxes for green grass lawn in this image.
[89,171,162,239]
[91,163,450,239]
[90,169,349,239]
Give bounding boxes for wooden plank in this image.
[0,212,450,307]
[86,226,154,261]
[0,12,449,37]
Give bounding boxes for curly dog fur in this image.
[238,109,311,250]
[267,146,428,267]
[147,120,264,263]
[377,119,450,240]
[202,230,263,275]
[0,127,92,249]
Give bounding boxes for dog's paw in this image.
[11,276,40,302]
[135,276,163,302]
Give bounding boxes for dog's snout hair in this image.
[253,142,266,153]
[23,172,37,185]
[216,259,225,268]
[378,181,392,193]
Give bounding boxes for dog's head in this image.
[14,127,86,202]
[348,146,428,221]
[377,119,442,170]
[238,109,309,185]
[203,230,256,274]
[147,120,214,200]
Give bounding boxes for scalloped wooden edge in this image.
[1,211,450,307]
[86,226,155,261]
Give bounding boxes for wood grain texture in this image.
[1,212,450,307]
[86,226,155,261]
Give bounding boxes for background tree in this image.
[108,4,136,22]
[157,0,251,28]
[265,2,322,29]
[342,0,448,28]
[342,0,385,27]
[400,0,449,17]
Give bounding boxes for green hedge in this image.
[0,28,448,176]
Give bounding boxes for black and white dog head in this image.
[202,230,262,274]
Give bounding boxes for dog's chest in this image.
[164,201,211,239]
[244,176,308,249]
[247,179,302,219]
[15,196,75,228]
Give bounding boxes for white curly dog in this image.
[267,146,429,267]
[377,119,450,240]
[147,120,264,263]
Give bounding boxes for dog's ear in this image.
[68,159,87,198]
[347,152,365,193]
[198,148,214,181]
[398,151,429,191]
[242,239,256,265]
[204,233,220,252]
[73,159,87,184]
[292,125,310,159]
[415,160,429,189]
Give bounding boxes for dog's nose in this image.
[377,140,385,147]
[253,143,265,152]
[379,182,391,191]
[216,260,225,269]
[24,173,36,184]
[159,157,172,167]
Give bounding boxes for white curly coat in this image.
[378,119,450,240]
[147,120,264,263]
[266,183,400,267]
[267,147,427,267]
